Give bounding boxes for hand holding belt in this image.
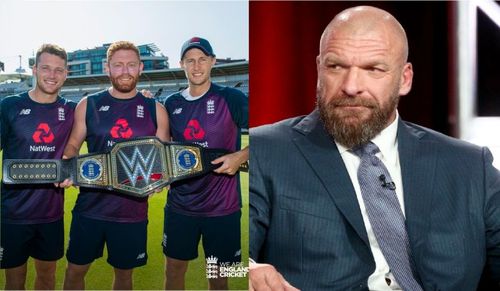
[2,137,242,197]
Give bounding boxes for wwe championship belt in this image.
[2,137,239,198]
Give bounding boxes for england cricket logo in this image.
[206,256,219,279]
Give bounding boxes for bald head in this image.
[320,6,408,64]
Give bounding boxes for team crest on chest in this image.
[58,107,65,121]
[206,99,215,115]
[137,105,144,118]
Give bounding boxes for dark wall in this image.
[250,1,452,136]
[477,8,500,117]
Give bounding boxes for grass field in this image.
[0,135,249,290]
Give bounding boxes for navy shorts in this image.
[0,219,64,269]
[163,208,241,264]
[66,214,148,269]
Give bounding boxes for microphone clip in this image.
[379,174,396,190]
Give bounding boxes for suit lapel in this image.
[291,114,438,251]
[397,121,437,260]
[291,111,370,247]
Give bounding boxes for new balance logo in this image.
[136,253,146,259]
[173,108,182,115]
[98,106,110,111]
[162,234,167,247]
[19,109,31,115]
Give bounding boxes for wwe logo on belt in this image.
[117,145,158,187]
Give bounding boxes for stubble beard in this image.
[36,76,60,95]
[317,86,400,149]
[188,73,210,87]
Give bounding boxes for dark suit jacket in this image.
[249,110,500,290]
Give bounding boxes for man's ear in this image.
[398,62,413,96]
[104,62,110,76]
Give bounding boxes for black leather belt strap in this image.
[2,137,244,197]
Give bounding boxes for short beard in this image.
[317,91,399,149]
[110,74,138,93]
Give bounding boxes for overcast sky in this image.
[0,0,248,72]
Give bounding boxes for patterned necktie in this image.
[353,142,422,291]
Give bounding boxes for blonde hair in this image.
[106,41,140,63]
[36,44,67,66]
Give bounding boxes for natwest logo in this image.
[110,118,133,139]
[183,119,205,140]
[32,123,54,144]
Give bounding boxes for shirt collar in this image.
[181,88,209,101]
[335,111,399,164]
[371,112,399,165]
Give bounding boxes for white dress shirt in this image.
[335,114,404,291]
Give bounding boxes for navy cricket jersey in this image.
[164,83,248,217]
[0,92,76,224]
[72,90,157,222]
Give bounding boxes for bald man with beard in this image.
[249,6,500,291]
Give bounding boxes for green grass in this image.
[0,136,249,290]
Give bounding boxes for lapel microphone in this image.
[379,174,396,190]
